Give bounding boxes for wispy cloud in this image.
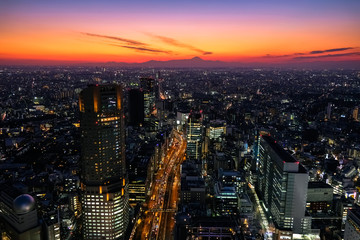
[81,32,172,55]
[81,32,148,46]
[263,54,290,58]
[263,47,356,59]
[263,52,306,58]
[310,47,354,54]
[146,33,212,55]
[293,52,360,60]
[109,44,172,54]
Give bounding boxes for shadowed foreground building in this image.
[344,208,360,240]
[0,185,41,240]
[257,135,311,239]
[79,85,129,240]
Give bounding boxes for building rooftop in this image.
[220,170,241,177]
[262,135,297,163]
[308,181,333,189]
[13,194,36,215]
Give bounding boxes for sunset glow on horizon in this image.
[1,0,360,65]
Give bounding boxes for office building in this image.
[0,184,41,240]
[128,89,144,127]
[180,175,206,204]
[257,135,309,236]
[206,120,226,140]
[344,208,360,240]
[327,102,332,120]
[176,111,190,130]
[79,84,129,240]
[186,112,203,160]
[140,77,157,122]
[128,178,146,207]
[307,182,333,213]
[218,169,245,194]
[214,183,239,216]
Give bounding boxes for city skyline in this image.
[1,0,360,65]
[0,67,359,239]
[1,1,360,239]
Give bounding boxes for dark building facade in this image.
[79,84,129,240]
[257,135,310,236]
[128,88,144,127]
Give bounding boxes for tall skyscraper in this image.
[140,77,159,131]
[79,84,129,240]
[257,135,310,236]
[140,77,157,120]
[128,88,144,127]
[327,102,332,120]
[186,112,203,161]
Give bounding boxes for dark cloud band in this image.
[263,47,356,59]
[310,47,354,54]
[293,52,360,60]
[109,44,171,54]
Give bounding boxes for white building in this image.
[258,135,310,237]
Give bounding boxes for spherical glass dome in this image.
[13,194,35,215]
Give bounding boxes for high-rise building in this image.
[79,84,129,240]
[140,77,159,132]
[257,135,309,236]
[327,102,332,120]
[344,208,360,240]
[128,88,144,127]
[140,77,156,120]
[186,112,203,160]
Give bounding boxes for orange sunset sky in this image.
[0,0,360,64]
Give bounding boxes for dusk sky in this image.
[1,0,360,64]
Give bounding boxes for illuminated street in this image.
[131,130,186,240]
[248,183,273,240]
